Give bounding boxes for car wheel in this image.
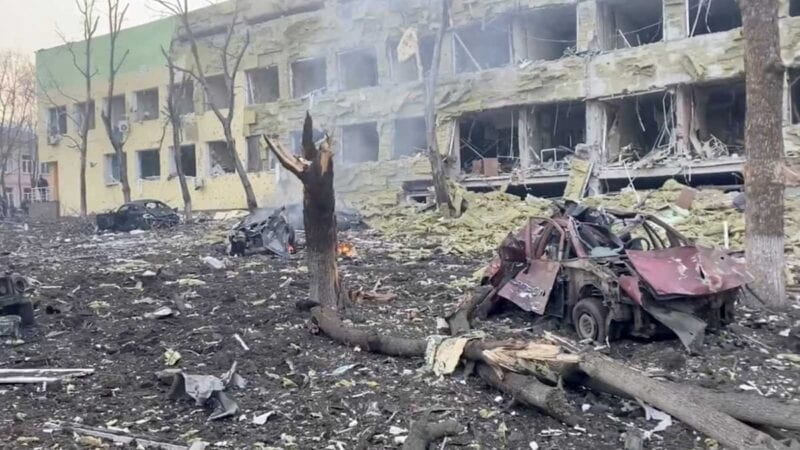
[572,297,609,343]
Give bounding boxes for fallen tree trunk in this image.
[311,307,577,424]
[447,286,493,335]
[310,306,426,357]
[45,421,191,450]
[402,420,464,450]
[573,371,800,431]
[579,352,788,450]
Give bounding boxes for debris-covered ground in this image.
[1,191,799,449]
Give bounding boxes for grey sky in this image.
[0,0,215,58]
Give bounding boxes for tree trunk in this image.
[742,0,786,307]
[265,113,342,311]
[79,150,88,216]
[173,128,192,221]
[116,145,131,203]
[579,352,787,450]
[224,126,258,211]
[425,0,453,216]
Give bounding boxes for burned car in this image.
[0,271,33,325]
[228,207,296,258]
[97,200,180,232]
[480,205,751,352]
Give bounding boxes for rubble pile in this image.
[360,188,554,255]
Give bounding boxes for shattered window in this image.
[688,0,741,36]
[517,5,577,61]
[246,67,280,104]
[170,81,195,115]
[292,57,327,98]
[388,35,435,83]
[246,135,269,172]
[170,145,197,178]
[393,117,427,158]
[454,19,512,73]
[338,48,379,90]
[105,153,123,184]
[135,88,160,121]
[74,100,95,131]
[208,141,236,175]
[48,106,67,135]
[341,122,380,164]
[138,149,161,180]
[205,75,231,110]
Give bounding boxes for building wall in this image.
[35,0,800,215]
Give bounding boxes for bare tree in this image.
[161,39,193,220]
[154,0,259,210]
[42,0,101,216]
[741,0,786,307]
[264,115,344,311]
[0,51,35,211]
[99,0,132,203]
[423,0,454,216]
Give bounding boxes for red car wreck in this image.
[479,204,752,352]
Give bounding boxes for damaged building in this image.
[35,0,800,214]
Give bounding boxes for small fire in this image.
[337,242,357,258]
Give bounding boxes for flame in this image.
[337,242,357,258]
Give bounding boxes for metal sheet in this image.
[627,247,752,297]
[498,260,560,314]
[618,275,643,305]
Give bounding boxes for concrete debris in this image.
[201,256,227,270]
[167,362,247,421]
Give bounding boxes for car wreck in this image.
[479,204,752,352]
[96,200,181,232]
[0,271,34,326]
[228,207,296,258]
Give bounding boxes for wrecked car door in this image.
[497,220,563,315]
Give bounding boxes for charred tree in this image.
[162,43,192,221]
[741,0,786,307]
[99,0,132,203]
[424,0,455,216]
[264,114,343,311]
[155,0,258,211]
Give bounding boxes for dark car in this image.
[479,204,751,352]
[0,272,33,325]
[97,200,181,232]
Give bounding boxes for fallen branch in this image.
[0,377,61,384]
[402,419,464,450]
[579,352,788,450]
[446,286,493,335]
[45,421,193,450]
[0,368,94,376]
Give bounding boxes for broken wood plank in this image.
[0,377,61,384]
[45,421,192,450]
[0,368,94,376]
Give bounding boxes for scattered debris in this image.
[167,363,248,421]
[201,256,227,270]
[164,349,182,366]
[228,207,296,257]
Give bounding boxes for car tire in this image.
[572,297,609,343]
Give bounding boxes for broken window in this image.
[527,102,586,169]
[292,57,327,98]
[74,100,95,131]
[338,48,379,90]
[454,19,512,73]
[48,106,67,135]
[138,149,161,179]
[691,81,745,154]
[205,75,230,110]
[603,91,674,164]
[246,135,271,172]
[792,0,800,17]
[208,141,236,175]
[170,81,195,115]
[169,145,197,178]
[599,0,663,50]
[388,35,434,83]
[341,122,379,164]
[459,107,519,175]
[688,0,741,36]
[791,69,800,124]
[517,5,577,62]
[246,66,280,104]
[135,88,159,121]
[105,95,127,134]
[105,153,123,184]
[393,117,427,158]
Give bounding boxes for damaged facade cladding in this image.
[35,0,800,215]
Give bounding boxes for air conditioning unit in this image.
[117,120,131,134]
[47,134,61,146]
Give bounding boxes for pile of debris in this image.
[360,187,554,255]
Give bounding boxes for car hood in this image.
[627,246,753,297]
